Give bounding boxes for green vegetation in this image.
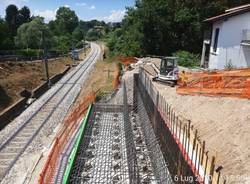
[1,1,250,64]
[174,51,200,68]
[0,4,109,55]
[15,17,50,50]
[117,62,123,76]
[105,0,249,66]
[15,49,43,57]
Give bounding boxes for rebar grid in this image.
[135,90,173,184]
[123,83,140,184]
[67,78,173,184]
[126,76,173,184]
[68,101,139,184]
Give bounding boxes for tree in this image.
[0,18,14,50]
[17,6,31,25]
[86,29,99,41]
[105,0,232,57]
[15,17,50,50]
[5,4,18,36]
[51,35,71,52]
[55,7,78,34]
[72,26,84,42]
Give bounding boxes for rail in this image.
[0,43,100,180]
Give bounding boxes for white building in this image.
[201,4,250,69]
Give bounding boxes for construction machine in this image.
[151,57,179,87]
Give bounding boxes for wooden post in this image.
[167,104,169,120]
[198,147,202,175]
[173,112,175,135]
[209,156,216,184]
[164,101,167,122]
[217,171,221,184]
[203,152,209,182]
[201,141,206,167]
[223,178,227,184]
[191,130,198,162]
[179,120,182,141]
[195,143,199,172]
[187,120,191,161]
[175,116,178,138]
[170,107,172,131]
[171,109,174,130]
[184,125,187,158]
[181,122,185,151]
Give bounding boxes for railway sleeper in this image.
[0,153,17,159]
[0,159,11,166]
[2,146,22,153]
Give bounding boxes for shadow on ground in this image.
[0,85,12,112]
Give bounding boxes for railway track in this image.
[0,43,101,181]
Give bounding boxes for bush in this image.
[117,62,123,75]
[75,41,84,49]
[174,50,200,68]
[86,29,101,41]
[16,49,43,57]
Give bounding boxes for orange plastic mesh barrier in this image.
[115,56,137,65]
[113,65,120,90]
[177,68,250,99]
[38,92,97,184]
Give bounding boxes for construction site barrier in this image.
[62,104,92,184]
[115,56,137,65]
[139,68,226,184]
[177,68,250,99]
[113,65,120,90]
[38,92,97,184]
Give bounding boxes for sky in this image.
[0,0,135,23]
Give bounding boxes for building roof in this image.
[204,4,250,23]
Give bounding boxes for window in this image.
[213,28,220,52]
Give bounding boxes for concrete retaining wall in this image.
[0,66,71,130]
[135,73,197,183]
[0,98,27,130]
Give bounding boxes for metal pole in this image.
[42,29,51,87]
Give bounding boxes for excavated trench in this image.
[64,74,196,184]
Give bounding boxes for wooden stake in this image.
[209,156,216,184]
[187,120,191,161]
[175,116,178,138]
[191,130,198,162]
[204,152,208,182]
[173,112,175,134]
[198,147,202,175]
[195,143,199,172]
[179,120,182,143]
[201,141,206,166]
[184,125,188,158]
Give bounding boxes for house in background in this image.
[201,4,250,69]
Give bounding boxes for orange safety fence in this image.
[38,91,97,184]
[113,65,120,90]
[115,56,138,65]
[177,68,250,99]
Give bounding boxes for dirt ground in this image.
[0,57,73,112]
[75,59,116,104]
[78,48,91,60]
[141,62,250,183]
